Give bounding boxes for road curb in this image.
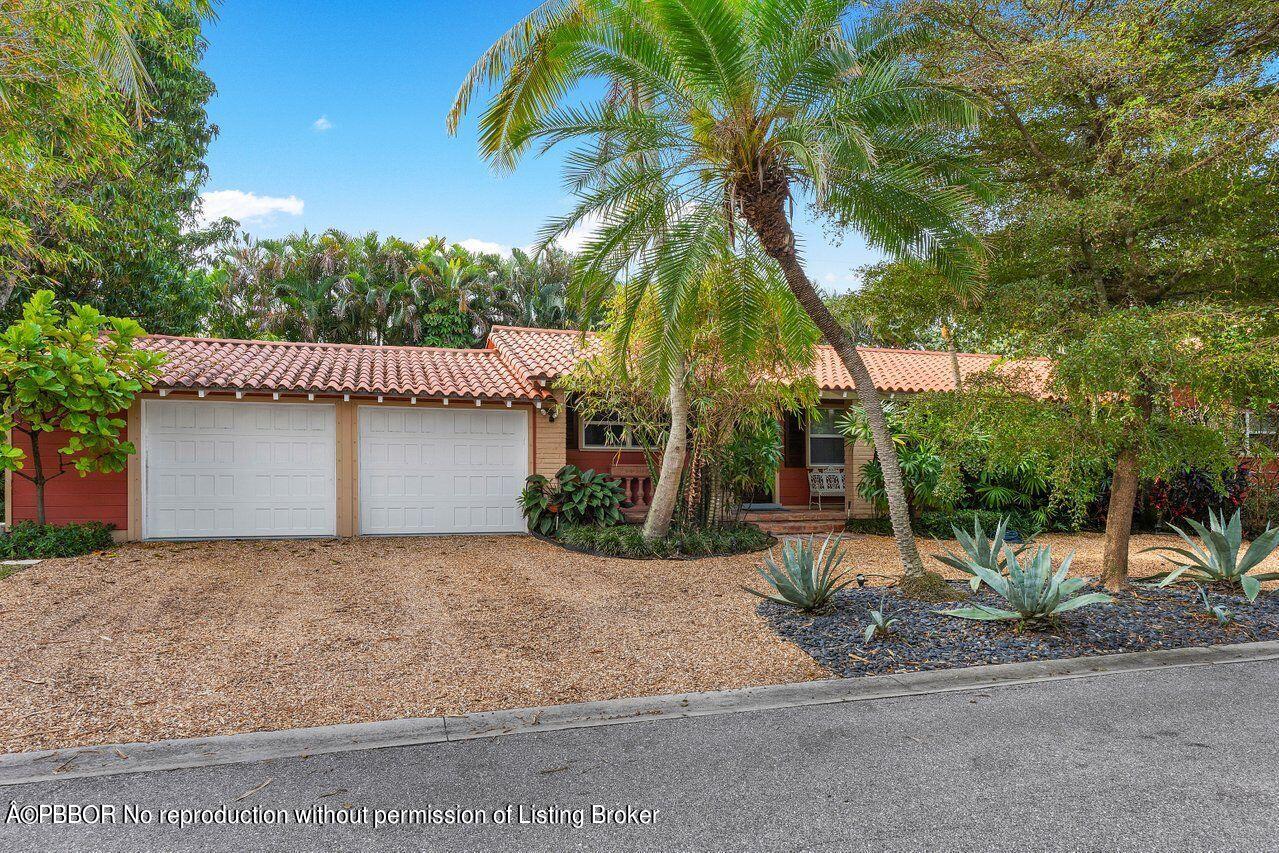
[3,639,1277,786]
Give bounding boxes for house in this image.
[4,326,1041,540]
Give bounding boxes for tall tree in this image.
[453,0,986,594]
[901,0,1279,586]
[0,1,214,316]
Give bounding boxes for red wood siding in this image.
[8,426,129,528]
[567,448,647,473]
[778,466,810,506]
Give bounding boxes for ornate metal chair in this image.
[808,466,845,509]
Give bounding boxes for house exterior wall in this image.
[7,425,130,530]
[533,404,567,477]
[845,437,877,518]
[9,392,544,541]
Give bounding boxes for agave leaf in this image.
[936,604,1020,621]
[1248,572,1279,582]
[1238,527,1279,574]
[1051,592,1113,614]
[1240,574,1261,603]
[1155,564,1194,588]
[863,623,876,643]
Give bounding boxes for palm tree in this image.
[454,0,985,593]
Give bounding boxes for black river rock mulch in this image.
[761,582,1279,678]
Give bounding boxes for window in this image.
[808,407,845,467]
[1244,410,1277,452]
[580,416,646,450]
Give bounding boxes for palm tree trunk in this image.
[643,358,688,541]
[737,170,946,598]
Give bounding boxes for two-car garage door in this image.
[142,399,528,539]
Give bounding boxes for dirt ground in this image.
[2,531,1275,753]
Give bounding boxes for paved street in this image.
[3,659,1277,852]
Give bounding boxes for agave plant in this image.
[933,516,1029,592]
[938,546,1112,628]
[1195,584,1234,628]
[746,534,853,614]
[1138,508,1279,602]
[863,596,898,643]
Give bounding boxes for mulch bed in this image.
[761,582,1279,678]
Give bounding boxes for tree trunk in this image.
[1101,446,1141,590]
[643,358,688,541]
[29,430,46,526]
[736,168,945,598]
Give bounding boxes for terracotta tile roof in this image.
[487,326,601,382]
[140,335,551,401]
[138,327,1049,401]
[813,345,1053,394]
[487,327,1052,395]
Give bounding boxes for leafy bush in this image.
[1142,463,1254,527]
[938,545,1112,628]
[932,515,1029,592]
[0,522,114,559]
[1242,476,1279,538]
[844,517,893,536]
[558,522,771,559]
[1138,508,1279,602]
[917,509,1043,540]
[519,465,624,535]
[746,533,853,614]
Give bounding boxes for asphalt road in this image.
[3,659,1277,852]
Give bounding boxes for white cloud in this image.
[455,238,512,257]
[551,212,602,253]
[312,115,333,132]
[199,190,304,225]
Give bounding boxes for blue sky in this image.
[199,1,881,292]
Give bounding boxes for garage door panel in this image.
[359,407,526,535]
[144,401,336,539]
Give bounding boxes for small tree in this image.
[0,291,164,524]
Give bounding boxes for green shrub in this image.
[937,545,1112,628]
[0,522,114,559]
[844,517,893,536]
[519,465,625,535]
[746,533,853,614]
[558,522,771,559]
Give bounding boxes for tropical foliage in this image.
[0,1,219,325]
[0,291,164,523]
[455,0,988,594]
[747,534,854,614]
[519,465,626,536]
[198,231,593,347]
[558,521,771,559]
[0,521,115,560]
[890,0,1279,587]
[1139,509,1279,603]
[938,546,1113,628]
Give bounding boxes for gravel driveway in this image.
[2,530,1273,754]
[0,536,823,753]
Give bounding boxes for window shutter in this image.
[565,402,579,451]
[783,414,805,468]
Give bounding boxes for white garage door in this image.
[143,400,336,539]
[359,406,527,534]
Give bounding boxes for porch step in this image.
[742,509,847,537]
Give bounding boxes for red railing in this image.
[610,464,653,519]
